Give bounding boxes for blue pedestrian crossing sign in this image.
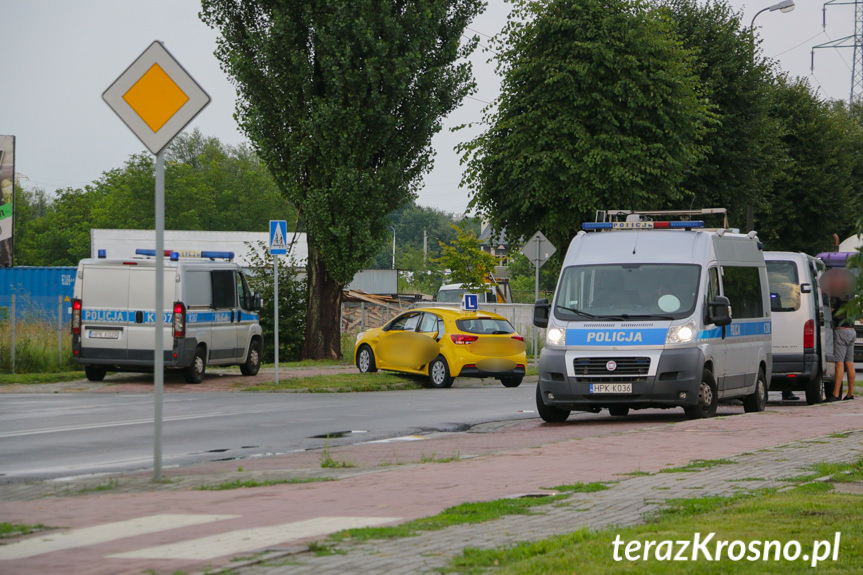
[462,293,479,311]
[269,220,288,255]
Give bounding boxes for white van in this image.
[71,250,263,383]
[533,219,772,421]
[764,252,832,404]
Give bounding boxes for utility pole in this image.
[813,0,863,104]
[423,230,428,263]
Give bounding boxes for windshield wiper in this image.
[598,313,676,321]
[555,305,599,319]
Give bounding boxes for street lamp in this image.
[390,226,396,270]
[751,0,795,29]
[746,0,795,232]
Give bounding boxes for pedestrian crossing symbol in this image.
[269,220,288,255]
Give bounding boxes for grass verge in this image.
[0,371,86,385]
[243,372,425,392]
[330,495,566,543]
[443,486,863,574]
[659,458,737,473]
[0,522,51,538]
[197,477,335,490]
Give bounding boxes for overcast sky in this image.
[1,0,856,215]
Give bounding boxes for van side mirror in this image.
[708,296,732,327]
[534,298,550,328]
[251,293,263,312]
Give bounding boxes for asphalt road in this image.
[0,387,540,482]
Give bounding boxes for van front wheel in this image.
[684,368,718,419]
[184,345,206,384]
[240,339,261,376]
[536,384,571,423]
[743,369,767,413]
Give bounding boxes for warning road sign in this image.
[270,220,288,255]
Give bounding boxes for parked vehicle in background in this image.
[534,214,772,422]
[354,307,527,388]
[72,249,263,383]
[764,252,832,404]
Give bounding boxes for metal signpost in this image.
[269,220,288,385]
[103,41,210,481]
[521,231,556,361]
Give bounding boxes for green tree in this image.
[660,0,780,229]
[434,225,497,291]
[756,77,863,254]
[459,0,712,248]
[201,0,484,359]
[244,241,307,362]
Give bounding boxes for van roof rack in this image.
[595,208,729,229]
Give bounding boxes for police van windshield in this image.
[554,264,701,321]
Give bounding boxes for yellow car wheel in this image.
[356,345,377,373]
[429,356,454,388]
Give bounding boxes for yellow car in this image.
[354,307,527,388]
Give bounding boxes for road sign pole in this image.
[154,149,165,482]
[274,255,279,386]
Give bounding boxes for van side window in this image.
[765,261,800,312]
[721,266,764,318]
[707,267,720,301]
[236,272,250,310]
[212,270,237,309]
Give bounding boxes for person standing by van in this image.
[829,293,855,401]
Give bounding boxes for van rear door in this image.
[80,265,132,355]
[126,266,174,360]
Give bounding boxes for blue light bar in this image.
[669,221,704,229]
[583,222,613,230]
[134,248,235,260]
[200,251,234,260]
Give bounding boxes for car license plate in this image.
[590,383,632,394]
[89,330,120,339]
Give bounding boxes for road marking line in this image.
[367,435,428,443]
[107,516,400,560]
[0,412,232,439]
[0,514,239,560]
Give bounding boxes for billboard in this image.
[0,135,14,267]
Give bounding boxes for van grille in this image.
[573,357,650,376]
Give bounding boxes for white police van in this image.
[72,249,263,383]
[533,216,772,421]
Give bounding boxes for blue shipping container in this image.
[0,267,77,324]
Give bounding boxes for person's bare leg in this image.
[845,361,855,397]
[833,362,844,398]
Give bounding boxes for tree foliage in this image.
[201,0,484,358]
[244,241,307,362]
[460,0,712,248]
[660,0,780,227]
[14,131,295,266]
[433,225,498,291]
[756,77,863,254]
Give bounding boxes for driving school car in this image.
[354,307,527,388]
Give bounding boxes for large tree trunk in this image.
[302,243,343,360]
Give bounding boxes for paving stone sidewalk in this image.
[222,431,863,575]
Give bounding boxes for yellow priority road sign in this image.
[103,41,210,155]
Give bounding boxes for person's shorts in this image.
[833,328,856,363]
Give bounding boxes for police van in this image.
[533,215,772,421]
[71,249,263,383]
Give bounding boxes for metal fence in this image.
[1,294,70,374]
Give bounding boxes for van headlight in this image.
[666,320,697,345]
[547,326,566,346]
